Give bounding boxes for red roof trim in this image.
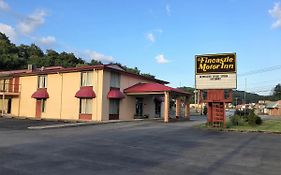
[75,86,96,98]
[107,87,125,99]
[31,88,49,99]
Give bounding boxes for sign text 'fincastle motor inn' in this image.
[195,53,237,90]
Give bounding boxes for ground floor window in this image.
[80,99,92,114]
[109,99,119,120]
[41,99,46,113]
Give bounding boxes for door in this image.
[7,98,11,114]
[136,97,143,116]
[155,101,161,118]
[35,100,42,119]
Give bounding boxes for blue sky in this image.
[0,0,281,95]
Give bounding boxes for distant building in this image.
[266,100,281,116]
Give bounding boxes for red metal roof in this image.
[5,64,168,84]
[75,86,96,98]
[31,88,49,99]
[124,83,191,95]
[107,88,125,99]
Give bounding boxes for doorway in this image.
[7,98,11,114]
[135,97,143,117]
[35,100,42,119]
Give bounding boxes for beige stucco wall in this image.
[18,76,37,118]
[92,69,104,121]
[41,73,62,119]
[59,72,81,120]
[101,70,110,121]
[102,71,159,121]
[11,98,19,116]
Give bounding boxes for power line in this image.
[238,64,281,77]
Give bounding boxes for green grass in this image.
[196,118,281,133]
[230,120,281,132]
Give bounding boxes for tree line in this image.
[0,32,155,78]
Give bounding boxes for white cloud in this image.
[145,32,155,42]
[84,50,114,62]
[166,4,171,16]
[17,9,47,35]
[38,36,56,45]
[0,23,16,41]
[0,0,9,11]
[269,2,281,29]
[155,54,169,64]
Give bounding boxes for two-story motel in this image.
[0,64,191,122]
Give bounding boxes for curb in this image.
[27,119,157,130]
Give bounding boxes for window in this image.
[38,75,47,88]
[81,72,93,86]
[110,72,120,88]
[80,99,92,114]
[41,99,46,113]
[0,79,9,92]
[109,99,119,115]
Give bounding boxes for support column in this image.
[176,97,181,118]
[2,93,5,116]
[164,91,170,123]
[184,96,190,120]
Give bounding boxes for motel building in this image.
[0,64,191,122]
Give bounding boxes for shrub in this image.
[230,115,245,126]
[256,116,263,125]
[247,110,262,126]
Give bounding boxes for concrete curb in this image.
[27,119,159,130]
[197,126,281,135]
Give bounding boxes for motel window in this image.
[0,79,9,92]
[81,71,93,86]
[109,99,119,115]
[41,99,46,113]
[38,75,47,88]
[80,99,92,114]
[110,72,120,88]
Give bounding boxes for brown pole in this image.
[176,97,180,118]
[164,91,170,123]
[185,96,190,120]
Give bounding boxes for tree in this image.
[272,84,281,100]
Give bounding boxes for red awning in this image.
[107,88,125,99]
[124,83,191,95]
[31,88,49,99]
[75,86,96,98]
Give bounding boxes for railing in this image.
[0,83,21,93]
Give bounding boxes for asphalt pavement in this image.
[0,116,280,175]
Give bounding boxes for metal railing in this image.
[0,83,21,93]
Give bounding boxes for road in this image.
[0,116,280,175]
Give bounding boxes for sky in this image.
[0,0,281,95]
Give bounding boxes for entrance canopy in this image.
[124,83,192,122]
[124,83,191,96]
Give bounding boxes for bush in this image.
[230,115,245,126]
[247,110,262,126]
[256,116,263,125]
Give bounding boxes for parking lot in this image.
[0,116,281,175]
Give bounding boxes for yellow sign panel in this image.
[195,53,237,90]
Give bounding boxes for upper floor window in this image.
[0,79,9,92]
[110,72,120,88]
[81,71,93,86]
[38,75,47,88]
